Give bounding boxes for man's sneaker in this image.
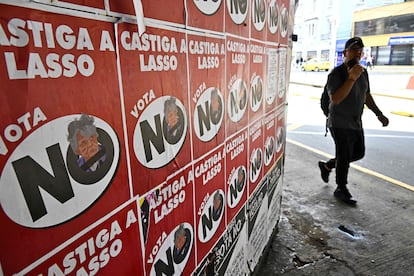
[318,161,330,183]
[334,187,357,205]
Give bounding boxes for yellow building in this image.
[353,2,414,65]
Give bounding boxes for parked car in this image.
[301,58,330,72]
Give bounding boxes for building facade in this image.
[292,0,412,68]
[353,2,414,65]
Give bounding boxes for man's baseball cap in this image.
[345,37,364,49]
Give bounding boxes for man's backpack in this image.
[320,84,329,136]
[320,84,329,117]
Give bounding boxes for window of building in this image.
[307,51,317,60]
[377,46,391,65]
[321,50,330,61]
[354,13,414,36]
[307,22,316,38]
[391,45,413,65]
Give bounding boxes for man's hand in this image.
[347,64,364,81]
[377,114,389,127]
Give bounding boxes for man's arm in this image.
[365,93,389,126]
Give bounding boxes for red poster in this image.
[266,0,280,44]
[194,145,226,262]
[187,31,226,159]
[22,201,144,275]
[0,6,130,274]
[225,129,248,223]
[108,0,185,24]
[248,40,266,123]
[275,106,286,162]
[225,0,250,37]
[225,35,249,137]
[117,23,191,195]
[57,0,105,9]
[263,111,276,175]
[265,47,278,113]
[248,118,264,194]
[250,0,267,41]
[139,165,195,275]
[186,0,225,33]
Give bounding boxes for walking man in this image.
[318,37,389,205]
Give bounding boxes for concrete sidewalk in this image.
[256,141,414,275]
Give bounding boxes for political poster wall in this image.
[0,0,295,275]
